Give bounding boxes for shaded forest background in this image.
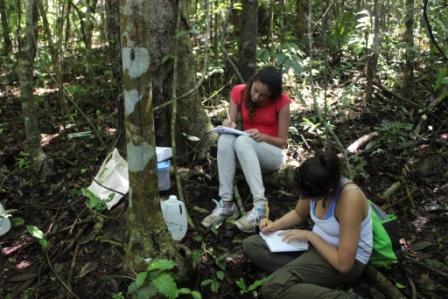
[1,0,448,298]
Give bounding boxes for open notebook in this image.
[260,231,309,252]
[211,125,249,136]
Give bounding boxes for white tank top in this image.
[310,180,373,265]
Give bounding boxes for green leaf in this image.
[395,282,406,289]
[201,279,214,286]
[434,67,447,91]
[147,259,177,272]
[174,31,188,39]
[137,284,158,299]
[247,277,266,291]
[188,29,200,35]
[12,218,25,226]
[191,291,202,299]
[136,272,148,288]
[128,282,138,294]
[153,272,178,299]
[27,225,45,239]
[178,288,192,294]
[236,278,246,293]
[211,281,220,292]
[216,271,224,280]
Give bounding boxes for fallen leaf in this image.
[76,262,98,278]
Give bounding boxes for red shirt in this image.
[230,84,290,137]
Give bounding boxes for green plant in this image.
[27,225,49,248]
[374,119,415,154]
[111,292,125,299]
[127,259,201,299]
[349,155,367,179]
[235,277,266,295]
[201,270,224,293]
[81,188,113,213]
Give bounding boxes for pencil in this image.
[226,108,231,121]
[265,201,269,225]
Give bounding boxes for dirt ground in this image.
[1,78,448,299]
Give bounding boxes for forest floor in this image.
[1,64,448,299]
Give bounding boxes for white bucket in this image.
[0,203,11,236]
[160,195,188,241]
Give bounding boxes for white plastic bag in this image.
[87,148,129,210]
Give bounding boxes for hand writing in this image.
[259,218,276,234]
[222,119,237,128]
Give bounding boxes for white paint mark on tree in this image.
[122,47,149,78]
[127,141,155,172]
[124,89,142,115]
[122,0,145,16]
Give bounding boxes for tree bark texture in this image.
[20,0,47,175]
[403,0,414,100]
[105,0,126,153]
[0,0,12,56]
[120,0,193,280]
[148,0,214,165]
[365,0,379,103]
[239,0,258,82]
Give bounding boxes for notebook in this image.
[211,125,249,136]
[259,231,309,252]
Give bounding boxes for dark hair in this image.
[241,66,283,119]
[293,151,344,198]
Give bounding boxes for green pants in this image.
[243,235,365,299]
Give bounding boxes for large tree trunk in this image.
[239,0,258,82]
[105,0,126,153]
[20,0,48,177]
[149,0,214,165]
[83,0,96,85]
[120,0,193,281]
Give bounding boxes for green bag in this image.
[368,201,402,269]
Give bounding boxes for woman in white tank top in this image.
[243,151,372,299]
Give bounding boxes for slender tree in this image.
[366,0,379,102]
[105,0,126,153]
[20,0,49,176]
[0,0,12,56]
[120,0,193,279]
[403,0,414,100]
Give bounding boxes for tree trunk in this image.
[120,0,193,280]
[83,0,96,85]
[105,0,126,153]
[0,0,12,56]
[403,0,414,100]
[149,0,215,165]
[37,0,71,120]
[20,0,48,177]
[239,0,258,82]
[365,0,379,103]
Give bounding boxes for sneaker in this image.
[201,199,240,228]
[235,206,265,233]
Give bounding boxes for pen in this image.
[265,201,269,225]
[226,108,231,121]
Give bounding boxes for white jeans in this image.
[217,134,286,207]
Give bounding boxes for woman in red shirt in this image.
[202,66,291,232]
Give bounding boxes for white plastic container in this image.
[157,160,171,191]
[156,147,173,162]
[160,195,188,241]
[0,203,11,236]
